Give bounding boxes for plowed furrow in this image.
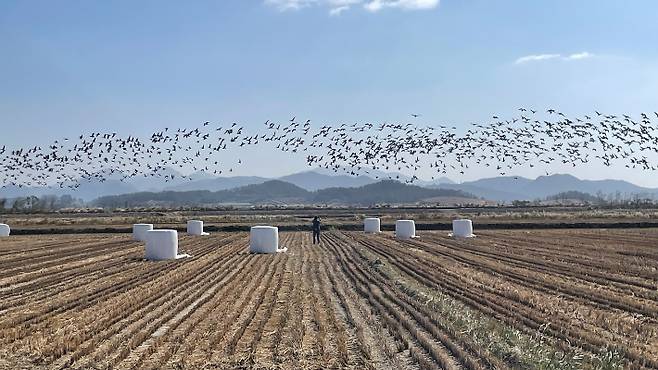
[422,233,658,292]
[49,237,248,369]
[353,232,658,369]
[0,235,243,346]
[327,232,482,370]
[0,238,133,277]
[319,238,418,370]
[0,234,238,309]
[168,251,274,368]
[1,242,199,337]
[202,253,285,366]
[112,242,254,369]
[345,233,508,370]
[399,236,658,319]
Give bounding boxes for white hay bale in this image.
[133,224,153,241]
[145,230,189,260]
[0,224,9,237]
[451,219,475,238]
[364,218,381,233]
[250,226,285,254]
[395,220,416,239]
[187,220,209,236]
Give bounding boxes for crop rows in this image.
[0,228,656,369]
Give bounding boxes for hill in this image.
[312,180,472,205]
[166,176,269,192]
[279,171,376,191]
[94,180,309,207]
[0,179,139,201]
[93,180,476,207]
[218,180,309,203]
[6,169,658,204]
[0,169,377,200]
[434,174,658,201]
[524,174,653,198]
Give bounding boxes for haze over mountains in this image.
[1,168,657,203]
[431,174,658,201]
[94,180,476,207]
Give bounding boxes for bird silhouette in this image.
[2,108,658,191]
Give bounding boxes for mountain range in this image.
[432,174,657,201]
[94,180,476,207]
[2,167,656,202]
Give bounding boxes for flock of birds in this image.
[2,109,658,190]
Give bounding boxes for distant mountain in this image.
[95,180,310,207]
[435,176,456,184]
[312,180,474,205]
[434,183,522,202]
[1,168,391,200]
[465,176,534,193]
[524,174,652,198]
[433,174,658,201]
[415,176,456,187]
[311,168,456,187]
[166,176,269,192]
[7,168,657,204]
[279,170,376,191]
[0,179,139,201]
[93,180,477,207]
[0,167,187,201]
[64,179,140,201]
[220,180,309,203]
[166,170,379,192]
[124,167,187,191]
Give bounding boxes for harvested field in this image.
[0,229,657,369]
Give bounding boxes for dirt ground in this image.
[0,229,656,369]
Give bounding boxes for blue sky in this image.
[1,1,658,185]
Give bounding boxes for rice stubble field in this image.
[0,229,657,369]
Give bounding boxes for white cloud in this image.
[364,0,439,12]
[328,0,361,15]
[264,0,317,11]
[514,51,596,65]
[514,54,561,65]
[265,0,439,15]
[328,0,361,5]
[564,51,594,61]
[329,5,350,15]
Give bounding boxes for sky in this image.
[1,0,658,185]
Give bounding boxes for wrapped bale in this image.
[133,224,153,241]
[364,218,381,233]
[0,224,9,237]
[395,220,416,239]
[250,226,286,253]
[187,220,209,236]
[145,230,189,260]
[451,219,475,238]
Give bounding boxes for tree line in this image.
[0,195,84,213]
[508,190,658,208]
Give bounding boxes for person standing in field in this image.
[312,216,321,244]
